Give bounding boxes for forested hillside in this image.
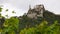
[0,5,60,34]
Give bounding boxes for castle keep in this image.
[27,4,45,19]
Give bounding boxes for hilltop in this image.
[18,4,60,30]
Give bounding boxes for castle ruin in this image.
[27,4,45,19]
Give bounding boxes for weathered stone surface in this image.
[27,4,45,19]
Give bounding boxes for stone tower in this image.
[27,4,45,19]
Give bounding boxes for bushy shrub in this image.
[2,17,19,34]
[20,21,60,34]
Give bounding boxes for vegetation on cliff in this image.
[0,5,60,34]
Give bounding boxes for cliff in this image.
[18,4,60,30]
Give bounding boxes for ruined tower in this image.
[27,4,45,19]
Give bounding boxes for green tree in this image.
[12,11,16,14]
[0,7,2,12]
[3,17,19,34]
[5,9,8,12]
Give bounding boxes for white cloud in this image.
[1,3,26,17]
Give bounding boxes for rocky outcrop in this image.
[27,4,45,19]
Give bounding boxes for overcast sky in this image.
[0,0,60,17]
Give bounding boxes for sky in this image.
[0,0,60,17]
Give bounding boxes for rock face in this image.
[27,4,45,19]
